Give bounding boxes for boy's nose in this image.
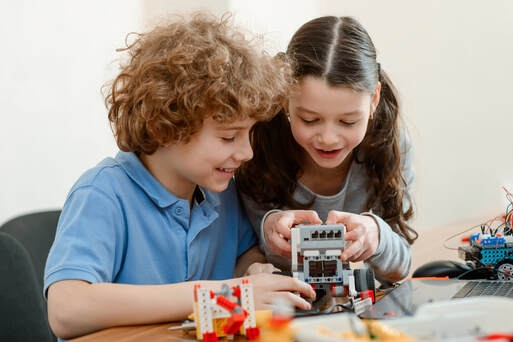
[235,137,253,162]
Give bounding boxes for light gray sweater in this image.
[240,134,414,285]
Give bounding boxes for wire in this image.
[503,186,513,202]
[478,332,513,341]
[443,205,511,251]
[502,186,513,233]
[456,266,495,280]
[443,223,483,250]
[441,186,513,282]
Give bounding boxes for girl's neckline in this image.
[298,157,353,197]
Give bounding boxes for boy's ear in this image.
[148,123,174,147]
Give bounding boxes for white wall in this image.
[1,0,512,233]
[0,0,140,222]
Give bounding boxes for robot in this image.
[458,187,513,280]
[290,224,376,314]
[458,231,513,280]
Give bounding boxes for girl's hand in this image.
[264,210,322,258]
[326,211,379,262]
[245,262,280,276]
[245,273,316,310]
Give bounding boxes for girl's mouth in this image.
[316,148,341,159]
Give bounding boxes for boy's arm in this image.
[47,279,206,340]
[48,274,315,340]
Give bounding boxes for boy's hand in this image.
[264,210,322,258]
[326,210,379,262]
[245,262,280,276]
[246,273,316,311]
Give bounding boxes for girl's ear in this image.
[370,82,381,114]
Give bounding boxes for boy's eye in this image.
[300,117,318,124]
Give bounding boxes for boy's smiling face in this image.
[141,116,256,201]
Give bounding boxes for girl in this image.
[236,16,418,285]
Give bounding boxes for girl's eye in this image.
[221,136,235,142]
[341,120,357,126]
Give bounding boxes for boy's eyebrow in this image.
[217,126,245,130]
[216,124,253,131]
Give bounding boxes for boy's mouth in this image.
[218,168,236,173]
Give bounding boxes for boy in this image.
[44,12,314,340]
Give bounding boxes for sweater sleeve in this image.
[362,213,411,284]
[363,131,415,285]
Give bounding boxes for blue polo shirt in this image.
[44,151,256,294]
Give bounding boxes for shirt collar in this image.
[115,151,219,209]
[115,151,180,208]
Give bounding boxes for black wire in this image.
[456,267,496,280]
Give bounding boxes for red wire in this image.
[478,333,513,341]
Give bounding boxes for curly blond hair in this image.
[104,11,291,154]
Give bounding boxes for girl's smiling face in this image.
[288,76,380,170]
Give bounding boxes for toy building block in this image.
[291,224,376,309]
[192,281,259,341]
[239,279,259,339]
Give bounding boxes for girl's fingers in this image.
[270,233,292,256]
[290,210,322,225]
[342,238,366,261]
[326,210,353,225]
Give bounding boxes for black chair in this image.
[0,232,54,341]
[0,210,61,342]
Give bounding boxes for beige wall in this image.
[316,1,513,230]
[1,1,512,234]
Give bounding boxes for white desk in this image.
[71,210,504,341]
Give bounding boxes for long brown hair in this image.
[236,16,417,244]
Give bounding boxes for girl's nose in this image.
[317,125,339,146]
